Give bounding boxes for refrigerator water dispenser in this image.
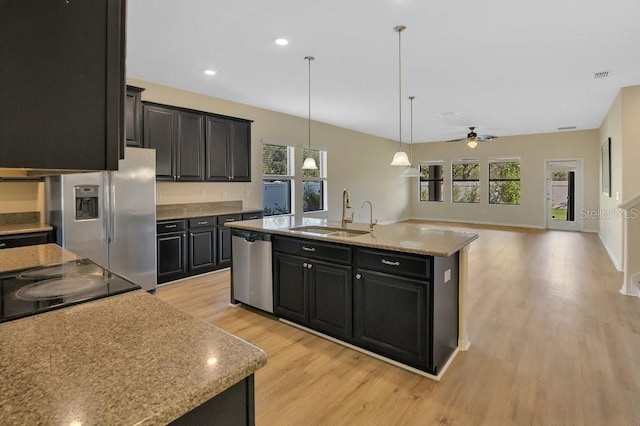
[74,185,100,220]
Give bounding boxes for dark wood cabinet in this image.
[143,104,205,181]
[156,220,187,284]
[0,231,54,250]
[125,86,145,148]
[217,214,241,268]
[144,104,175,180]
[205,116,252,182]
[0,0,125,171]
[273,236,353,339]
[188,229,216,273]
[354,269,429,369]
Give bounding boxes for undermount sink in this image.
[289,225,369,238]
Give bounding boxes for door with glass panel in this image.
[545,159,582,231]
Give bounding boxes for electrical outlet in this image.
[200,189,206,197]
[444,269,451,283]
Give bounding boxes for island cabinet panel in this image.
[273,253,309,324]
[309,260,353,340]
[273,236,354,339]
[354,269,430,370]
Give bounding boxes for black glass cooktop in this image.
[0,258,140,323]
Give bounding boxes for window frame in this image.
[419,162,445,202]
[451,160,480,204]
[301,148,328,213]
[488,158,521,205]
[262,142,295,216]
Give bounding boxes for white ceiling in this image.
[126,0,640,143]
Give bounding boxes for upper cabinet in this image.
[125,86,145,148]
[143,102,252,182]
[0,0,125,172]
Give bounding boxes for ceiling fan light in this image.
[302,156,318,170]
[390,150,411,166]
[467,139,478,149]
[401,166,420,178]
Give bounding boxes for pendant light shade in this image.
[467,139,478,149]
[390,25,410,166]
[302,56,318,170]
[402,95,420,177]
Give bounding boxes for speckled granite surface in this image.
[0,244,79,273]
[0,290,267,425]
[156,201,263,221]
[227,216,478,257]
[0,212,52,236]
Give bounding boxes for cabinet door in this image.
[217,226,233,267]
[157,232,187,284]
[175,111,205,181]
[125,86,144,148]
[0,231,52,250]
[273,253,309,324]
[354,269,430,370]
[188,228,216,273]
[229,121,251,182]
[144,105,175,181]
[309,260,353,340]
[205,116,230,181]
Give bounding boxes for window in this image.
[302,148,327,212]
[419,163,444,202]
[263,143,294,216]
[452,161,480,203]
[489,159,521,205]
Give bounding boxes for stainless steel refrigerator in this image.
[46,147,157,291]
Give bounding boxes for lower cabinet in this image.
[0,230,54,250]
[188,217,217,274]
[169,374,255,426]
[273,236,353,340]
[157,224,187,284]
[272,237,459,375]
[217,214,241,268]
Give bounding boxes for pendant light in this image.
[302,56,318,170]
[402,95,420,177]
[390,25,411,166]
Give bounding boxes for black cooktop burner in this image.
[0,259,140,323]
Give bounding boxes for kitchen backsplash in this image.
[0,212,40,226]
[156,201,243,218]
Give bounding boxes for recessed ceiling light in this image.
[437,111,457,117]
[204,69,217,76]
[274,38,289,46]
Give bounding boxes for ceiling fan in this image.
[446,126,498,148]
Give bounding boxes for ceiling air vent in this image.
[593,71,609,79]
[558,126,577,131]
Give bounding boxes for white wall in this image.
[128,78,411,224]
[409,130,600,231]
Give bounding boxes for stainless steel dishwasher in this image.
[231,229,273,313]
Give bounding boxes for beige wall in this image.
[128,78,411,223]
[0,182,44,215]
[409,130,600,231]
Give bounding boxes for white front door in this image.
[545,159,583,231]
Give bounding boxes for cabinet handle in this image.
[225,218,235,223]
[355,273,361,279]
[302,246,316,252]
[0,243,6,248]
[165,224,177,229]
[381,259,400,266]
[303,262,308,268]
[197,221,208,225]
[249,215,258,219]
[307,264,313,269]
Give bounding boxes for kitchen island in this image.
[227,216,478,379]
[0,244,266,425]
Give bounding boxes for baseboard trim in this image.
[279,318,460,381]
[597,232,623,271]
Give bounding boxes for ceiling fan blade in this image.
[477,135,497,142]
[445,137,467,143]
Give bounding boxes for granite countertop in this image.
[156,202,263,221]
[0,243,79,273]
[0,223,53,236]
[227,216,478,257]
[0,245,267,425]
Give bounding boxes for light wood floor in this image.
[156,221,640,425]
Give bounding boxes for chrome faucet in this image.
[361,200,377,231]
[342,188,354,228]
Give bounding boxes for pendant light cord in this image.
[397,27,403,150]
[409,96,415,163]
[305,56,314,151]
